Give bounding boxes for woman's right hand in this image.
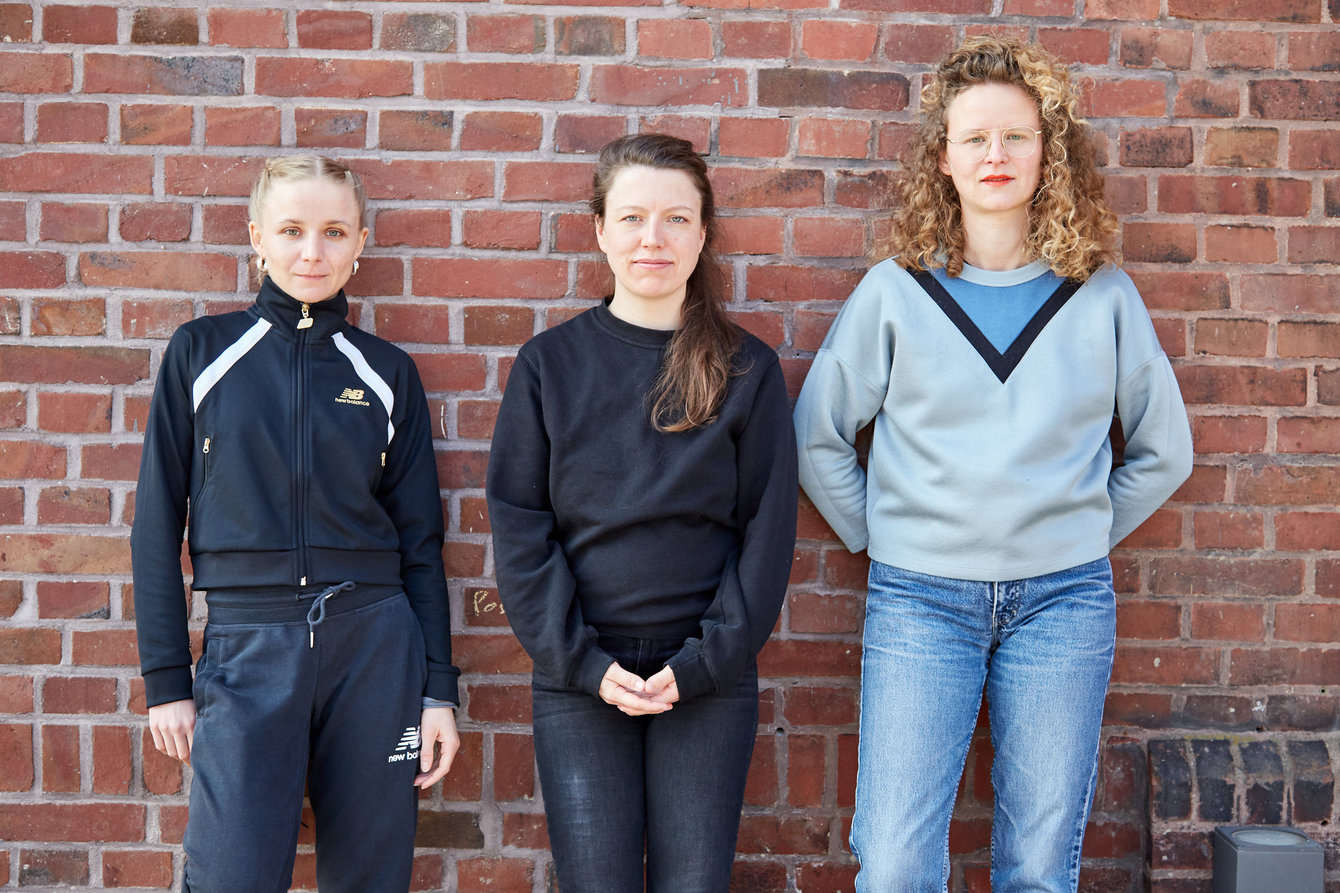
[148,699,197,763]
[598,662,673,716]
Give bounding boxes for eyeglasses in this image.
[944,126,1043,160]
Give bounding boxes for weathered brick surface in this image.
[0,4,1336,891]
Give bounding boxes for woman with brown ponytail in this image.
[486,133,797,892]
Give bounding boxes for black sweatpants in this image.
[183,586,427,893]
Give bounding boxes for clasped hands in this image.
[598,662,680,716]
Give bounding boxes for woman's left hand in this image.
[415,706,460,789]
[642,666,680,706]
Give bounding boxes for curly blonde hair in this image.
[878,35,1117,279]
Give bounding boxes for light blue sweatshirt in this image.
[793,258,1193,582]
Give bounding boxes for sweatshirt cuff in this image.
[143,666,194,709]
[425,667,461,705]
[667,649,715,702]
[573,647,616,696]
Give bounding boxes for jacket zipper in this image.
[294,309,310,586]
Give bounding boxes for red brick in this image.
[204,106,281,146]
[378,109,453,152]
[794,217,865,258]
[782,685,857,726]
[1121,222,1196,264]
[1120,127,1193,167]
[1116,599,1181,640]
[141,729,183,795]
[463,683,531,724]
[207,8,286,48]
[1112,644,1219,685]
[1289,32,1340,71]
[32,296,104,336]
[255,58,411,98]
[1276,603,1340,643]
[38,486,112,525]
[1083,78,1165,117]
[0,52,72,93]
[787,734,826,806]
[41,724,81,792]
[718,117,789,159]
[85,53,242,96]
[38,390,113,433]
[131,7,197,45]
[1173,78,1240,118]
[456,857,533,893]
[78,251,234,292]
[1160,175,1309,216]
[1189,601,1266,642]
[44,5,116,44]
[591,65,748,108]
[415,259,565,300]
[1275,512,1340,551]
[802,20,878,61]
[737,814,829,855]
[1279,321,1340,358]
[722,20,792,58]
[1241,273,1340,314]
[554,114,625,155]
[1206,127,1279,168]
[440,731,482,801]
[492,733,535,801]
[638,114,711,151]
[0,152,152,194]
[36,101,107,143]
[42,676,117,714]
[296,10,372,50]
[0,803,146,842]
[1149,555,1303,598]
[797,118,871,159]
[383,12,456,53]
[717,217,784,257]
[294,107,367,149]
[1278,417,1340,454]
[463,15,537,53]
[1168,0,1318,21]
[39,203,107,243]
[374,304,452,345]
[1191,318,1267,357]
[17,848,88,886]
[1230,648,1340,686]
[461,210,541,251]
[120,203,192,243]
[460,111,543,152]
[0,201,23,239]
[1037,27,1111,65]
[122,299,194,339]
[416,356,487,395]
[554,15,625,54]
[501,160,592,202]
[0,675,32,712]
[0,724,33,791]
[1130,271,1229,312]
[1205,31,1276,69]
[36,579,109,618]
[358,160,493,202]
[1288,226,1340,264]
[426,62,579,102]
[103,850,173,888]
[715,168,825,209]
[1177,365,1306,407]
[1193,510,1265,550]
[1120,27,1193,69]
[0,439,66,478]
[639,19,713,60]
[1249,78,1340,120]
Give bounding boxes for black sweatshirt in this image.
[131,279,458,708]
[485,301,798,701]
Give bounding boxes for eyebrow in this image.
[273,218,355,228]
[611,204,698,214]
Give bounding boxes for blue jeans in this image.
[851,558,1116,893]
[531,634,759,893]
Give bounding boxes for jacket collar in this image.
[252,277,350,340]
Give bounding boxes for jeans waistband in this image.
[205,582,402,624]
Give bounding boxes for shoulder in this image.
[516,306,599,364]
[336,323,414,365]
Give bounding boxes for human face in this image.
[595,165,707,329]
[938,82,1044,227]
[248,177,368,305]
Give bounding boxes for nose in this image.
[300,232,322,262]
[983,132,1010,163]
[640,219,664,247]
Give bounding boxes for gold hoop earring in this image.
[352,259,359,275]
[257,256,268,273]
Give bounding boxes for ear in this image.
[698,224,706,251]
[594,215,608,253]
[355,226,369,257]
[248,220,263,254]
[937,149,951,176]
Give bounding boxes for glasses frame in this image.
[944,126,1044,161]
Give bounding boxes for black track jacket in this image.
[131,279,458,708]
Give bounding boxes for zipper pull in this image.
[202,437,211,454]
[380,451,386,467]
[297,303,313,329]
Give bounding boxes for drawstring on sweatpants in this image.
[298,581,357,647]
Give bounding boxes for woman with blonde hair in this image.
[133,155,458,891]
[794,36,1192,891]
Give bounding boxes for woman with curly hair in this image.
[794,36,1193,891]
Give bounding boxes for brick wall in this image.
[0,1,1336,891]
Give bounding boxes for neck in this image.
[607,290,684,331]
[960,210,1032,272]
